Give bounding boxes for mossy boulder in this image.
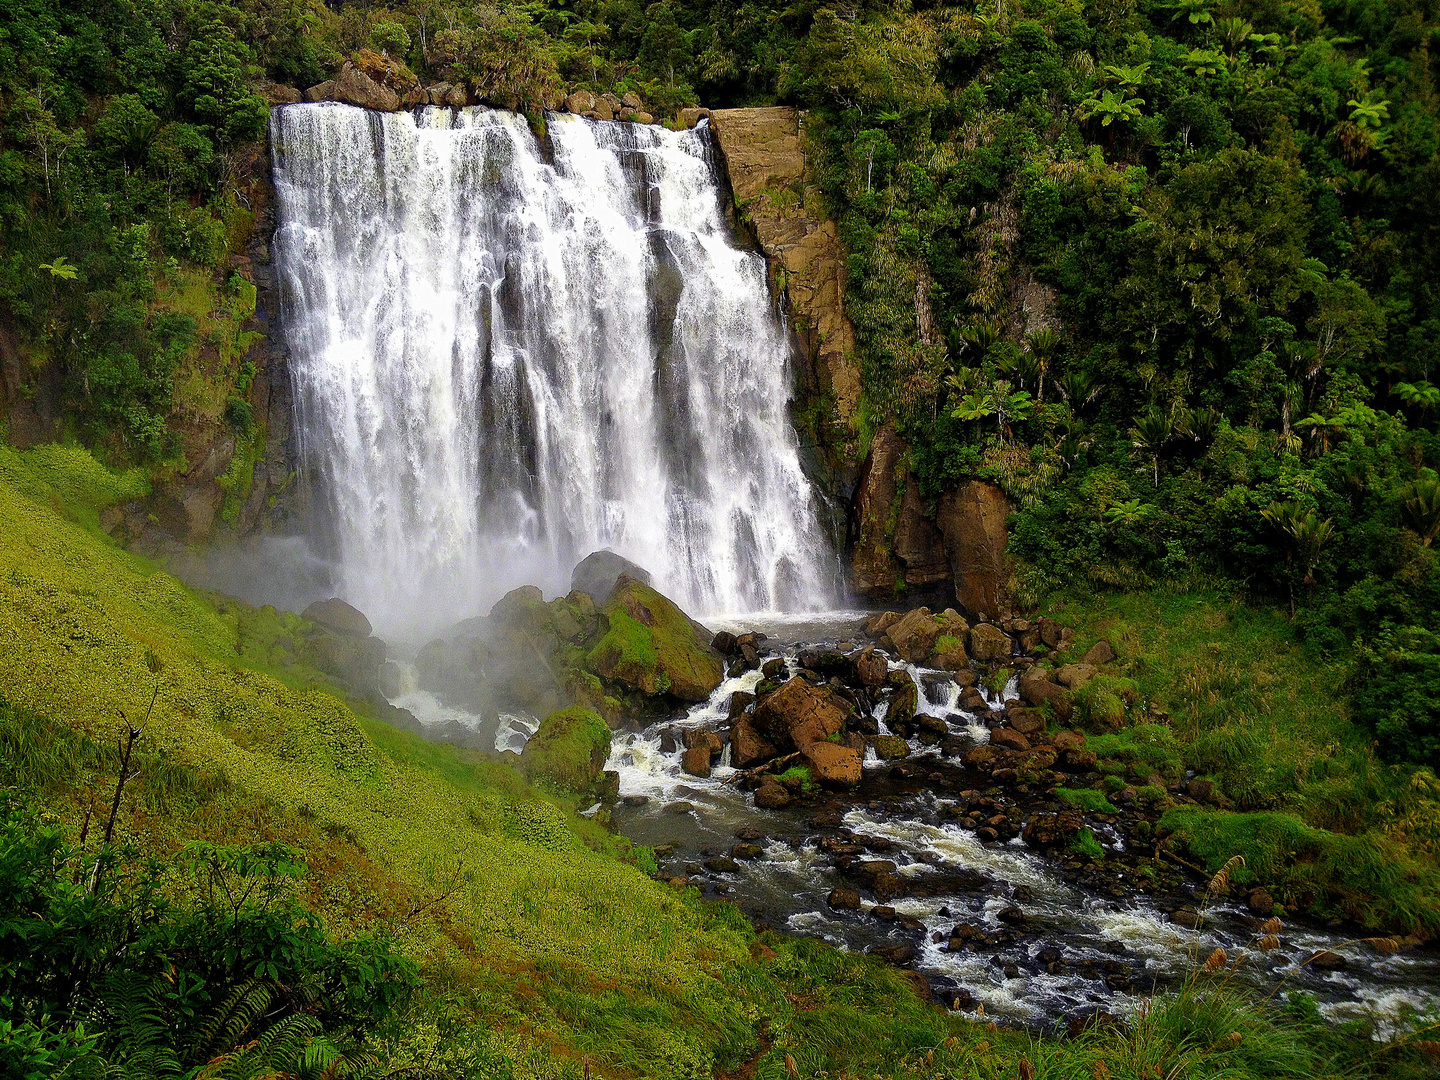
[520,707,613,793]
[584,580,723,702]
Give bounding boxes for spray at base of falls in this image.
[271,103,836,637]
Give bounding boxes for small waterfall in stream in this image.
[271,103,836,635]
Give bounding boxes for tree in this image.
[1079,88,1144,126]
[1401,471,1440,547]
[1261,501,1334,587]
[1130,409,1172,487]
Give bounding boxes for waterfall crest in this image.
[271,103,836,635]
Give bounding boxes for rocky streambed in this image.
[595,611,1440,1036]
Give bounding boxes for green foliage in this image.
[1070,826,1105,859]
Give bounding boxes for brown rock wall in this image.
[707,107,859,433]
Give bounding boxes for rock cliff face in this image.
[851,425,1012,620]
[707,108,859,437]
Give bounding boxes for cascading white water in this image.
[270,102,836,636]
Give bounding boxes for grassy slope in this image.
[0,441,1422,1078]
[1045,587,1440,933]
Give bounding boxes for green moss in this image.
[1070,826,1105,860]
[776,765,816,791]
[1088,724,1185,780]
[1073,674,1137,729]
[584,581,722,702]
[1056,787,1119,814]
[519,707,612,794]
[0,442,148,531]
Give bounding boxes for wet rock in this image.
[915,715,949,740]
[963,745,998,770]
[739,642,761,668]
[732,843,765,859]
[828,886,861,909]
[989,727,1030,752]
[754,781,791,809]
[730,715,777,768]
[872,905,898,921]
[706,857,741,873]
[681,744,713,777]
[712,630,738,654]
[929,633,969,670]
[1067,1010,1123,1039]
[1247,888,1275,915]
[976,827,999,842]
[1104,972,1132,992]
[810,809,844,828]
[621,794,650,807]
[940,987,975,1010]
[1082,639,1117,666]
[968,623,1011,662]
[664,801,695,814]
[1037,946,1062,965]
[802,742,862,786]
[751,677,850,750]
[997,906,1026,925]
[1169,908,1203,929]
[886,676,919,729]
[520,707,612,794]
[936,481,1013,621]
[868,734,909,761]
[1309,950,1347,970]
[302,597,373,637]
[728,690,755,720]
[855,647,889,687]
[870,942,917,964]
[1062,748,1098,770]
[761,657,787,680]
[1052,730,1087,752]
[1023,809,1083,849]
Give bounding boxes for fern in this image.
[188,979,275,1065]
[95,972,184,1078]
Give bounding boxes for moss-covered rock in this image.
[519,707,613,793]
[584,580,722,702]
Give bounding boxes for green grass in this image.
[1044,586,1440,932]
[0,442,1432,1077]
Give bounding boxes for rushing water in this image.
[271,103,835,636]
[394,610,1440,1037]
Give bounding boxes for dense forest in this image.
[4,0,1440,1074]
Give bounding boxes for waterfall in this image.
[270,103,836,636]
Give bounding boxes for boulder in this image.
[1019,668,1073,720]
[728,690,755,720]
[520,707,612,793]
[828,886,861,909]
[1052,730,1087,752]
[1063,748,1098,769]
[1056,662,1097,690]
[426,82,452,104]
[855,647,889,687]
[1022,809,1083,849]
[752,678,849,750]
[754,780,791,809]
[888,608,939,663]
[331,62,401,111]
[869,734,910,760]
[712,631,738,654]
[1082,639,1117,666]
[445,84,468,107]
[681,744,712,777]
[1308,950,1346,970]
[962,745,998,770]
[260,82,302,105]
[989,727,1030,752]
[302,597,373,637]
[967,624,1011,663]
[621,91,644,110]
[885,676,918,729]
[677,106,710,128]
[571,549,651,603]
[866,611,903,636]
[936,480,1012,621]
[584,579,722,701]
[870,942,917,964]
[929,633,968,670]
[730,716,776,767]
[1247,888,1275,915]
[633,111,654,124]
[1007,709,1045,738]
[304,80,335,102]
[802,742,862,786]
[565,89,597,114]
